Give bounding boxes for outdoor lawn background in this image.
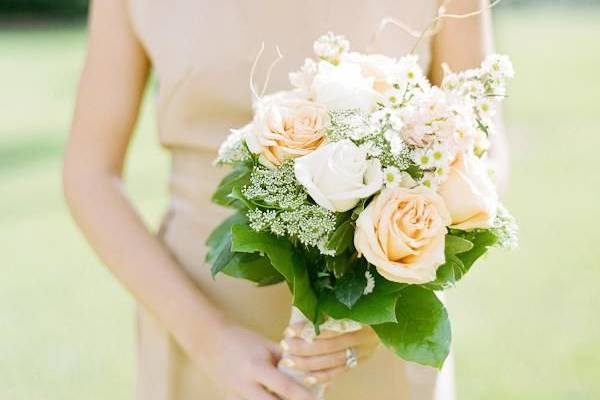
[1,5,599,400]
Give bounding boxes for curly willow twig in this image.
[370,0,504,54]
[249,42,284,102]
[250,0,504,100]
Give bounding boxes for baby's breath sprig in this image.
[215,129,251,165]
[325,109,413,171]
[490,204,519,250]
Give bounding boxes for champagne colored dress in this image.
[127,1,454,398]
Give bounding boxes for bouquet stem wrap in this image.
[278,307,363,399]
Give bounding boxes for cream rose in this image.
[311,61,378,113]
[246,92,327,168]
[437,152,498,230]
[354,186,451,284]
[294,140,383,212]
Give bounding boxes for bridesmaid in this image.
[64,0,508,399]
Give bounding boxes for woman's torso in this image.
[128,1,441,398]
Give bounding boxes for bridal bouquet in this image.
[206,32,517,370]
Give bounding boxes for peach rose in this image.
[437,152,498,230]
[246,92,327,168]
[354,186,451,284]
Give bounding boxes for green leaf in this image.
[205,212,248,277]
[351,199,367,221]
[326,219,355,255]
[210,239,234,277]
[423,255,466,291]
[334,271,367,309]
[423,233,486,290]
[229,186,255,210]
[445,235,474,255]
[372,286,451,368]
[211,162,252,209]
[221,253,284,286]
[320,272,406,325]
[231,225,318,322]
[325,255,348,278]
[205,212,248,252]
[455,229,498,269]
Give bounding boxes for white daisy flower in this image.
[383,166,402,188]
[476,98,496,118]
[482,54,515,79]
[465,80,485,97]
[442,73,460,91]
[413,148,433,168]
[430,144,453,169]
[421,170,447,189]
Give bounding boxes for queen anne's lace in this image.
[242,162,306,209]
[247,205,336,249]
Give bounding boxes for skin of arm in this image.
[63,2,317,399]
[63,0,228,358]
[430,0,511,194]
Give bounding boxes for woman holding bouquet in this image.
[64,0,509,399]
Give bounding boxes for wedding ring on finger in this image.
[345,347,358,369]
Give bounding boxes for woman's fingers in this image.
[284,323,341,340]
[282,327,376,357]
[255,365,317,400]
[281,347,369,372]
[302,365,348,386]
[242,384,281,400]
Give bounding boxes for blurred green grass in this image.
[1,7,599,400]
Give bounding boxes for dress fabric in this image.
[127,1,454,398]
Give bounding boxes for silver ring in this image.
[345,347,358,369]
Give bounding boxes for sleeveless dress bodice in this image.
[126,1,453,399]
[129,0,437,151]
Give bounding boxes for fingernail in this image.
[280,357,295,368]
[304,376,318,386]
[284,327,296,338]
[280,339,290,352]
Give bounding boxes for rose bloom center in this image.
[377,196,442,262]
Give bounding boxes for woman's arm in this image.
[63,2,315,399]
[64,0,225,361]
[430,0,510,194]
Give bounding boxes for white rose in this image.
[437,152,498,230]
[289,58,318,97]
[294,140,383,212]
[311,61,378,113]
[340,52,397,92]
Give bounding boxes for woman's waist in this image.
[166,147,229,212]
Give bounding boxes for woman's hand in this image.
[279,324,380,386]
[196,320,318,400]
